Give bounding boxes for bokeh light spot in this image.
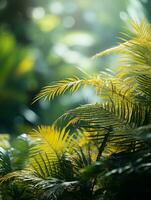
[63,16,75,28]
[32,7,45,20]
[49,1,64,15]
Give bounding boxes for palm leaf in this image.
[33,77,85,102]
[13,171,80,200]
[29,126,75,156]
[33,74,119,103]
[55,103,142,155]
[27,126,78,179]
[92,43,126,60]
[93,19,151,63]
[57,100,151,156]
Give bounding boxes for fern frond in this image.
[33,75,114,102]
[84,21,151,106]
[131,19,151,40]
[116,65,151,103]
[12,171,80,199]
[92,43,126,59]
[56,103,151,155]
[33,77,85,102]
[93,20,151,67]
[34,69,148,119]
[0,171,21,184]
[119,20,151,66]
[29,126,75,156]
[27,126,78,179]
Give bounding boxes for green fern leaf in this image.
[33,77,85,102]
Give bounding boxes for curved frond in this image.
[92,43,126,59]
[8,171,80,200]
[33,75,116,102]
[33,77,85,102]
[56,102,151,156]
[93,20,151,68]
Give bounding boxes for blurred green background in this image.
[0,0,150,136]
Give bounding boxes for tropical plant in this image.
[0,134,34,200]
[1,19,151,200]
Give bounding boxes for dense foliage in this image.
[0,19,151,200]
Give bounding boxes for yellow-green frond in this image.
[117,65,151,102]
[56,104,134,154]
[56,103,151,156]
[93,20,151,67]
[0,171,23,184]
[33,71,142,107]
[33,76,84,102]
[33,75,108,102]
[29,126,77,157]
[28,126,78,178]
[131,19,151,40]
[92,43,126,60]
